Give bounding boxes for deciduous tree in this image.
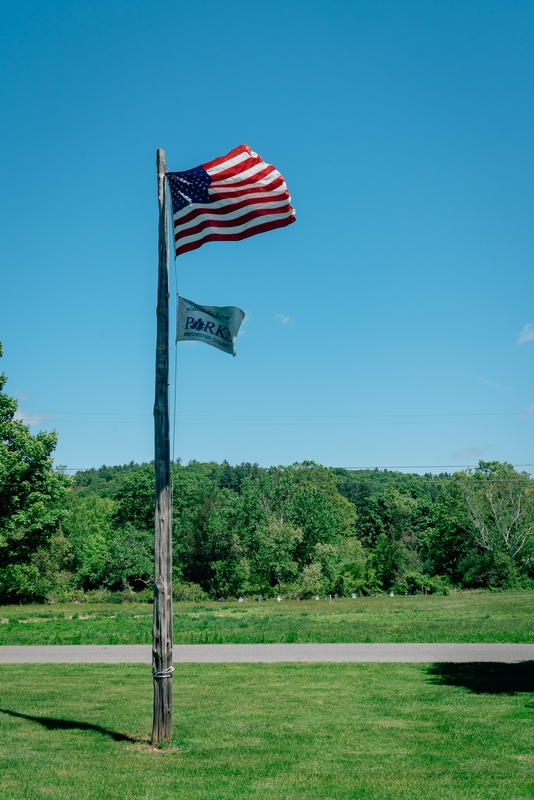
[462,461,534,564]
[0,344,70,601]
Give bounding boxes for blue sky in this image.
[1,0,533,474]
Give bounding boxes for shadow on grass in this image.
[0,709,138,742]
[427,661,534,695]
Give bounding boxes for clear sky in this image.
[1,0,533,474]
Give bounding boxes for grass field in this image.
[1,591,533,645]
[1,662,533,799]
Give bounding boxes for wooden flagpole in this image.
[152,148,173,744]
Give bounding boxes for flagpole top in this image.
[157,149,166,175]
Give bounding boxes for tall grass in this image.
[1,591,533,645]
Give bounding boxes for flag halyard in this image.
[168,144,295,257]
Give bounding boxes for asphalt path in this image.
[1,643,533,663]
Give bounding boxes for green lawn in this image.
[1,591,533,645]
[0,662,533,799]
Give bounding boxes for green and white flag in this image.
[176,296,246,357]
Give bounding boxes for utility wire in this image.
[13,411,533,419]
[12,419,533,427]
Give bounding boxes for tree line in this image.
[1,345,533,603]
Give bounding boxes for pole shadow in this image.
[0,708,138,742]
[427,661,534,695]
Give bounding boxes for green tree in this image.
[63,495,117,589]
[249,504,302,594]
[236,464,355,595]
[372,533,405,590]
[338,537,371,595]
[367,485,435,590]
[172,465,234,591]
[0,344,70,601]
[203,490,249,598]
[426,478,475,584]
[461,461,534,565]
[103,523,154,591]
[113,464,155,531]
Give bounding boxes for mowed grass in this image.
[1,591,533,645]
[0,662,533,799]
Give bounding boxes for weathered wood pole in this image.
[152,148,173,744]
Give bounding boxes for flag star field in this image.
[168,167,212,211]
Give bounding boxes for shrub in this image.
[393,571,450,595]
[458,551,518,589]
[172,581,208,602]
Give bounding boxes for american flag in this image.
[167,144,295,257]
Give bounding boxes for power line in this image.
[13,419,533,427]
[14,410,533,419]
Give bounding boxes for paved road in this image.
[1,643,533,663]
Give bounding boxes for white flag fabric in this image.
[176,296,246,357]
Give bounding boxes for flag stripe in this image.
[210,174,285,196]
[210,167,277,191]
[202,144,252,173]
[174,204,294,244]
[170,144,294,257]
[206,154,261,180]
[175,215,295,257]
[208,159,271,184]
[176,211,295,248]
[205,151,252,176]
[172,190,290,225]
[209,177,287,198]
